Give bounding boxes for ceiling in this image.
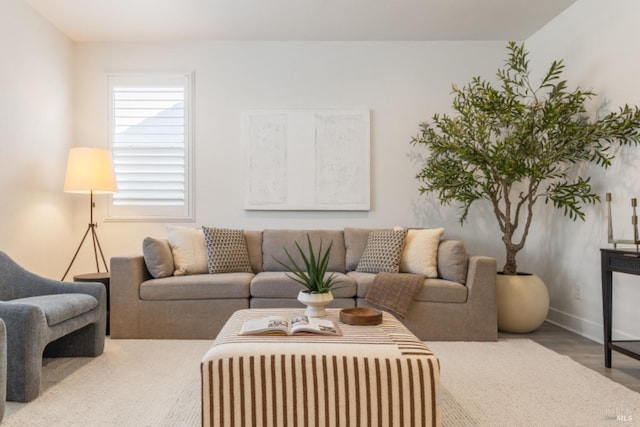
[24,0,577,43]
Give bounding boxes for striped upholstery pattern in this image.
[201,309,440,427]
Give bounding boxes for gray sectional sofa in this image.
[110,228,497,341]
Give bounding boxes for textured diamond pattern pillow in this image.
[356,229,407,273]
[202,227,253,274]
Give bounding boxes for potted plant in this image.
[411,42,640,332]
[275,234,339,317]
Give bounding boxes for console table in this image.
[601,248,640,368]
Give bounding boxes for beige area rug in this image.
[2,338,639,426]
[4,339,212,427]
[427,339,640,427]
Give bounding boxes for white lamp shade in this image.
[64,147,117,194]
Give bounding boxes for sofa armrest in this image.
[465,255,497,306]
[110,256,151,338]
[461,255,497,340]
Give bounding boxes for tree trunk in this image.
[502,244,519,275]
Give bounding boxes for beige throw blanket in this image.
[365,272,424,318]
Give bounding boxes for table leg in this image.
[601,252,613,368]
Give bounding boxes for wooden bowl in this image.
[339,307,382,326]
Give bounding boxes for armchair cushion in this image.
[9,294,98,326]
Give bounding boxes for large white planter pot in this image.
[297,291,333,317]
[496,273,549,333]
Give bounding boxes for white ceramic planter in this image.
[297,291,334,317]
[496,273,549,333]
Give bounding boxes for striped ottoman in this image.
[201,308,440,427]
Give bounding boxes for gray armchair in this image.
[0,319,6,421]
[0,252,106,402]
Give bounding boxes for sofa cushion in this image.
[202,227,253,273]
[356,229,407,273]
[9,294,98,326]
[250,298,356,309]
[416,278,468,303]
[348,271,377,298]
[244,230,263,274]
[438,240,469,284]
[250,272,356,299]
[139,273,253,301]
[142,237,174,279]
[344,227,384,271]
[262,230,346,273]
[166,226,208,275]
[347,271,467,303]
[399,228,445,278]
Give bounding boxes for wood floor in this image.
[500,321,640,393]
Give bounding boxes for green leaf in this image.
[273,234,341,293]
[411,41,640,274]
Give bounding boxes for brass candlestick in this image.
[607,193,640,251]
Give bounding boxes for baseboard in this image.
[546,307,639,344]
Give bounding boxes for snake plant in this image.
[275,234,339,294]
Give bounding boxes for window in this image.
[107,73,193,221]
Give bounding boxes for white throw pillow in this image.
[166,225,208,276]
[399,227,445,278]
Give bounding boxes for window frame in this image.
[106,72,195,222]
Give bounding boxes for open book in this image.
[239,315,341,336]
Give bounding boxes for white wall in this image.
[0,0,74,277]
[15,0,637,342]
[71,40,509,279]
[526,0,640,341]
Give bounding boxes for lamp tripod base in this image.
[61,222,109,281]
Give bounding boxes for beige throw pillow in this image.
[437,240,469,284]
[399,227,445,278]
[166,225,208,276]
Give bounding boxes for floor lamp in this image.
[61,147,117,281]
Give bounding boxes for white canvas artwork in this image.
[244,109,370,210]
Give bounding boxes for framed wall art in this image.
[243,109,370,211]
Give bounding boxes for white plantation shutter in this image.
[107,73,193,220]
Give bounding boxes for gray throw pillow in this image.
[356,229,407,273]
[202,227,253,274]
[437,240,469,284]
[142,237,175,278]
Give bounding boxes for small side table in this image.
[74,272,110,335]
[601,249,640,367]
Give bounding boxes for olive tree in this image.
[411,42,640,274]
